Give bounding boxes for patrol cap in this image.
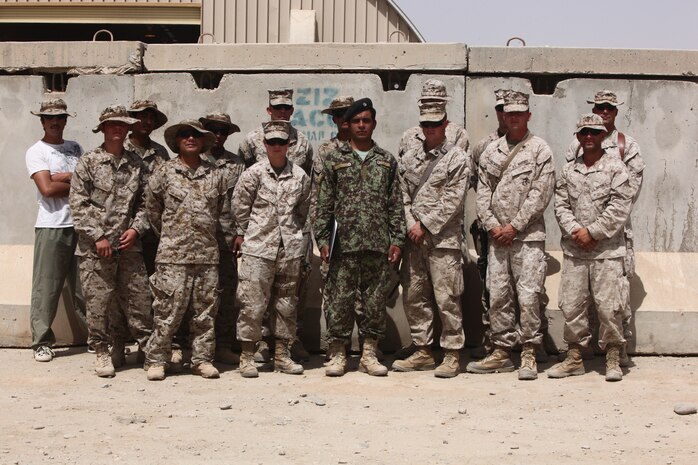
[574,113,607,134]
[199,112,241,135]
[494,89,507,108]
[321,96,355,116]
[418,101,447,123]
[92,105,139,133]
[587,90,624,107]
[268,89,294,106]
[343,97,375,121]
[164,119,216,153]
[128,99,168,129]
[31,98,76,118]
[262,120,291,141]
[419,79,449,101]
[503,90,530,112]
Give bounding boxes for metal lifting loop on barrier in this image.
[198,33,215,44]
[506,37,526,47]
[389,30,407,43]
[93,29,114,42]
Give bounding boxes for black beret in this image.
[343,97,375,121]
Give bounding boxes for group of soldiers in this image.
[25,79,643,383]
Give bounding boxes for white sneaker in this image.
[34,346,55,362]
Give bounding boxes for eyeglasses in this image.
[578,128,604,136]
[43,115,68,121]
[594,104,616,112]
[176,130,204,139]
[265,138,289,146]
[207,127,229,135]
[419,119,445,129]
[271,105,293,111]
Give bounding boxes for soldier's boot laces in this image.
[605,344,623,382]
[392,346,435,372]
[547,345,585,378]
[518,343,538,381]
[254,340,271,363]
[239,342,259,378]
[169,347,184,373]
[146,364,166,381]
[619,344,632,368]
[466,347,515,374]
[214,346,240,365]
[192,361,220,379]
[274,339,304,375]
[95,351,115,378]
[434,350,460,378]
[325,341,346,377]
[359,338,388,376]
[110,339,126,369]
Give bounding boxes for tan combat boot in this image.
[274,339,304,375]
[619,344,631,368]
[518,343,538,381]
[359,338,388,376]
[434,350,460,378]
[146,364,166,381]
[169,347,184,373]
[547,344,585,378]
[215,346,240,365]
[325,341,346,377]
[239,341,259,378]
[95,350,116,378]
[192,361,220,379]
[110,339,126,369]
[466,347,515,374]
[254,340,271,363]
[392,346,435,372]
[605,344,623,382]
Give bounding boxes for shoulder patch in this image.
[332,162,352,170]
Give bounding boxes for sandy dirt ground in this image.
[1,347,696,465]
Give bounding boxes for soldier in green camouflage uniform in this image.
[144,120,231,381]
[70,106,150,378]
[199,113,245,366]
[314,98,406,377]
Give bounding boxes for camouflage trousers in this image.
[214,249,239,349]
[324,252,389,344]
[559,256,625,350]
[620,235,635,338]
[79,252,152,352]
[487,241,546,348]
[400,244,465,350]
[145,264,219,366]
[237,247,302,342]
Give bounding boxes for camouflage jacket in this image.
[555,150,633,259]
[124,137,170,181]
[232,159,310,261]
[238,125,313,175]
[314,142,406,255]
[145,157,229,265]
[399,140,470,250]
[470,130,505,190]
[202,149,245,251]
[70,147,148,258]
[476,134,555,242]
[310,137,350,225]
[565,129,645,240]
[398,123,471,157]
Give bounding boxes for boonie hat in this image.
[574,113,607,134]
[419,101,447,123]
[199,112,241,135]
[164,119,216,153]
[128,99,168,129]
[322,96,355,116]
[92,105,139,133]
[31,98,76,117]
[268,89,294,106]
[262,120,291,141]
[419,79,449,101]
[503,90,529,112]
[587,90,624,107]
[494,89,508,107]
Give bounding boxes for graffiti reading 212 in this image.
[292,87,340,142]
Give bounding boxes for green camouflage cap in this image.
[263,120,291,141]
[587,90,624,107]
[199,112,240,135]
[92,105,139,133]
[574,113,607,134]
[128,99,168,129]
[503,90,529,112]
[31,98,76,117]
[268,89,294,106]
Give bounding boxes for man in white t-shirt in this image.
[25,98,86,362]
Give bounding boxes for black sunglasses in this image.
[266,138,289,146]
[176,130,204,139]
[419,119,445,129]
[207,127,229,135]
[594,104,616,112]
[578,128,604,136]
[43,115,68,120]
[271,105,293,111]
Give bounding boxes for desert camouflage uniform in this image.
[124,138,170,276]
[239,125,313,174]
[555,150,633,349]
[476,134,555,348]
[69,147,152,352]
[233,160,310,342]
[399,141,469,350]
[202,149,245,349]
[314,143,405,343]
[566,130,644,336]
[144,157,230,367]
